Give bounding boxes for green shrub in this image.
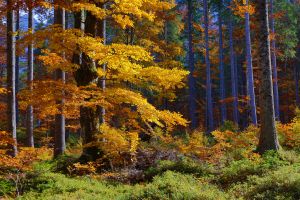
[217,159,262,187]
[0,179,14,197]
[130,171,229,200]
[230,165,300,200]
[18,173,132,200]
[145,158,214,180]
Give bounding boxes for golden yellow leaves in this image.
[96,124,140,165]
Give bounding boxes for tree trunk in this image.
[187,0,197,129]
[26,7,34,147]
[245,0,257,125]
[229,0,239,125]
[204,0,214,132]
[74,10,101,161]
[218,1,226,124]
[15,8,20,125]
[255,0,279,154]
[270,0,280,120]
[7,0,18,156]
[54,5,66,157]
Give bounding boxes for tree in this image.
[255,0,280,154]
[228,0,239,125]
[187,0,197,129]
[53,3,66,157]
[26,4,34,147]
[218,0,226,124]
[270,0,280,120]
[6,0,17,156]
[245,0,257,125]
[203,0,214,131]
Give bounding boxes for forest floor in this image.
[1,148,300,200]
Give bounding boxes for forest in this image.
[0,0,300,199]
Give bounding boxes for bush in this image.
[129,171,229,200]
[0,179,14,197]
[19,173,132,200]
[145,157,214,180]
[230,165,300,200]
[217,159,262,187]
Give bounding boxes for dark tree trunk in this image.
[218,1,226,124]
[204,0,214,132]
[270,0,280,120]
[229,0,239,125]
[255,0,279,154]
[187,0,197,129]
[7,0,18,156]
[54,5,66,157]
[74,10,101,161]
[26,7,34,147]
[245,0,257,125]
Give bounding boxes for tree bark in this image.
[245,0,257,125]
[26,7,34,147]
[218,1,226,124]
[6,0,18,156]
[255,0,279,154]
[204,0,214,132]
[15,8,20,125]
[229,0,239,125]
[270,0,280,120]
[74,10,101,161]
[54,5,66,157]
[187,0,197,129]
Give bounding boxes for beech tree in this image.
[245,0,257,125]
[26,3,34,147]
[255,0,280,153]
[203,0,214,132]
[6,0,17,156]
[53,2,66,157]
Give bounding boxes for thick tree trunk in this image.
[270,0,280,120]
[255,0,279,154]
[26,7,34,147]
[187,0,197,129]
[54,6,66,157]
[218,1,226,124]
[204,0,214,132]
[229,0,239,125]
[245,0,257,125]
[7,0,18,156]
[74,10,101,161]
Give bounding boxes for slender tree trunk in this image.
[54,5,66,157]
[26,7,34,147]
[15,8,19,125]
[204,0,214,132]
[7,0,18,156]
[245,0,257,125]
[229,0,239,125]
[255,0,279,154]
[187,0,197,129]
[270,0,280,120]
[218,1,226,124]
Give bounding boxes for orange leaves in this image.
[231,0,255,17]
[0,147,52,171]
